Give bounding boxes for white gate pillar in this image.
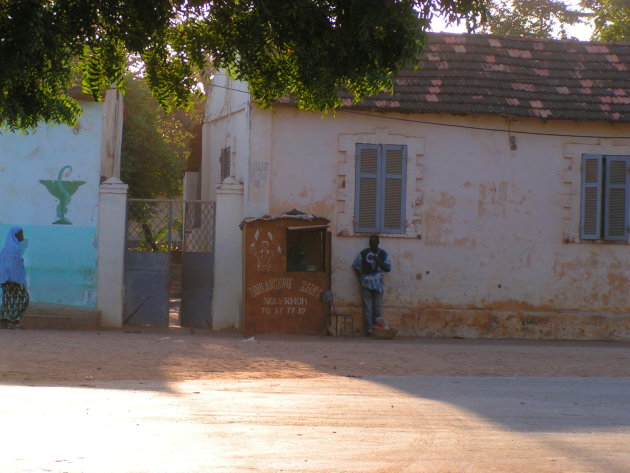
[97,177,128,327]
[211,177,244,330]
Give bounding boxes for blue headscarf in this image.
[0,227,27,286]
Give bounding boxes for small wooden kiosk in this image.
[241,210,331,335]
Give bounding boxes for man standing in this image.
[352,235,391,336]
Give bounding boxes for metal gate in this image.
[124,199,215,327]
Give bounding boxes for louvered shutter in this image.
[604,156,629,241]
[355,144,380,233]
[580,154,602,240]
[381,145,407,234]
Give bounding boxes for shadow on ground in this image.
[2,328,630,433]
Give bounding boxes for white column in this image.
[211,177,244,330]
[97,177,128,327]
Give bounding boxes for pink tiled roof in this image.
[351,33,630,122]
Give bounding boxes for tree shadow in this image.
[2,331,630,471]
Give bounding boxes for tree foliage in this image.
[121,76,203,199]
[0,0,486,131]
[582,0,630,42]
[476,0,587,39]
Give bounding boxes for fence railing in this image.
[126,199,215,253]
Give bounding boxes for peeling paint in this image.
[390,306,630,341]
[607,272,629,294]
[478,181,508,217]
[437,191,456,208]
[453,237,476,249]
[423,204,453,247]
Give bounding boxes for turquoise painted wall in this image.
[0,225,97,307]
[0,102,103,308]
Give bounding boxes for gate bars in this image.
[126,199,216,254]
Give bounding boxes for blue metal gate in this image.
[180,201,215,328]
[124,200,215,327]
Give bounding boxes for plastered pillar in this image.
[211,177,244,329]
[97,177,128,327]
[100,89,124,179]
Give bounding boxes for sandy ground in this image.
[2,328,630,385]
[0,299,623,385]
[2,328,630,473]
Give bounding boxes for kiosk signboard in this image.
[242,214,330,335]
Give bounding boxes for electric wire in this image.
[208,83,630,140]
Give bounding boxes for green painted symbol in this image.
[39,165,85,225]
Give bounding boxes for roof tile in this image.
[350,33,630,122]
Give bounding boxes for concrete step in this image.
[22,303,100,330]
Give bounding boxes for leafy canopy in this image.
[581,0,630,42]
[0,0,486,130]
[476,0,588,39]
[121,76,204,199]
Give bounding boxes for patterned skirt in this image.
[1,283,29,323]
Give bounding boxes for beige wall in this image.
[255,106,630,339]
[205,83,630,339]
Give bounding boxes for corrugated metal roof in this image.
[348,32,630,122]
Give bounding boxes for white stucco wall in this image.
[203,76,630,339]
[203,73,251,203]
[249,105,630,338]
[0,101,105,307]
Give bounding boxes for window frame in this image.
[580,153,630,242]
[354,143,407,234]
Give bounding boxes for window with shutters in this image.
[580,154,630,241]
[354,143,407,234]
[220,146,231,181]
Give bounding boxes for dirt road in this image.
[3,328,630,384]
[1,329,630,472]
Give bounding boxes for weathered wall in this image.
[0,102,104,307]
[253,105,630,340]
[202,73,250,203]
[203,75,630,340]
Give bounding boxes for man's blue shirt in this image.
[352,248,391,293]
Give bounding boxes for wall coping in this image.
[100,177,128,194]
[217,177,244,195]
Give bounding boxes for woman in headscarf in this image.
[0,227,29,329]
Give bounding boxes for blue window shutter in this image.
[604,156,630,241]
[381,145,407,234]
[580,154,603,240]
[355,144,380,233]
